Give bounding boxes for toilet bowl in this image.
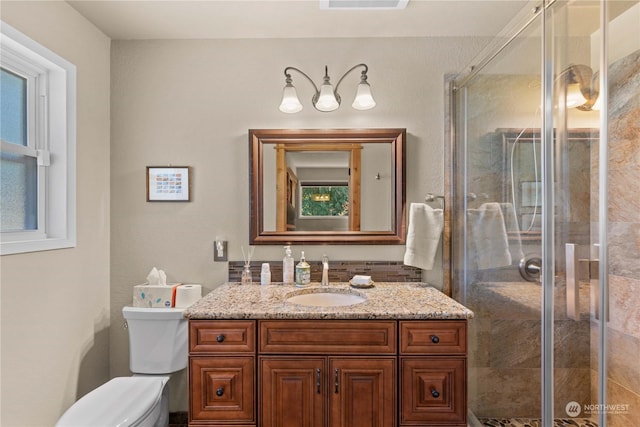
[55,376,169,427]
[56,307,187,427]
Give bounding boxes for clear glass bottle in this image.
[241,263,252,285]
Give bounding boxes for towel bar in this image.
[425,193,445,209]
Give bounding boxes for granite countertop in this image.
[184,282,474,320]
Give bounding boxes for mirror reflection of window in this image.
[284,151,355,232]
[300,183,349,217]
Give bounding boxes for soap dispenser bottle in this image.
[283,246,294,285]
[295,251,311,287]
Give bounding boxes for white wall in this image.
[361,144,393,231]
[110,36,488,410]
[0,2,111,426]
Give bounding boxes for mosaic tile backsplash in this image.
[228,260,422,283]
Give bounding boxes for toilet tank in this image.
[122,306,188,374]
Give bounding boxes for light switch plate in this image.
[214,240,227,262]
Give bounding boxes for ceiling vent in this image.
[320,0,409,10]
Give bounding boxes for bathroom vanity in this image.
[184,283,473,427]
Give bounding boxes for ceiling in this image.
[66,0,531,40]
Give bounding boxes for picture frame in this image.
[146,166,191,202]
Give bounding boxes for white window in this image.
[1,22,76,255]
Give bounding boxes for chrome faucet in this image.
[321,254,329,286]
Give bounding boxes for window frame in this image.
[1,21,76,255]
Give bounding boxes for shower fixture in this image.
[519,254,542,282]
[278,64,376,113]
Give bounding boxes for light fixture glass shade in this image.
[591,94,602,111]
[315,83,340,112]
[565,82,588,108]
[279,84,303,113]
[352,81,376,110]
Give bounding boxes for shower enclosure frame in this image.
[447,0,613,425]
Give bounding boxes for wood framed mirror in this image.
[249,128,406,245]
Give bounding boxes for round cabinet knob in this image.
[216,335,225,343]
[216,387,224,397]
[431,389,440,398]
[430,335,440,344]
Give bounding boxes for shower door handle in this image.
[566,243,606,321]
[565,243,582,321]
[589,244,608,322]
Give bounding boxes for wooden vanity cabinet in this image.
[188,319,467,427]
[259,356,396,427]
[399,320,467,427]
[259,320,397,427]
[189,320,257,426]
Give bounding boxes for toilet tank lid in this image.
[123,306,185,320]
[56,376,168,427]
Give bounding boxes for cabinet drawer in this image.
[189,356,255,424]
[190,320,255,353]
[400,321,466,354]
[400,357,466,425]
[259,320,396,354]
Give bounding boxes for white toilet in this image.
[56,307,188,427]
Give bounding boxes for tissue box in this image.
[133,283,182,308]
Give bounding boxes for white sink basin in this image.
[286,289,366,307]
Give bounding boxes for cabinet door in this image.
[260,357,325,427]
[400,357,466,425]
[329,357,396,427]
[189,356,255,424]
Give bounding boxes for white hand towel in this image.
[499,202,524,262]
[467,202,511,269]
[403,203,444,270]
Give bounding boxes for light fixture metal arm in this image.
[284,66,320,96]
[334,63,368,94]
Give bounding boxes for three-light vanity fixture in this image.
[278,63,376,113]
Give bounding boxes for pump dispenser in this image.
[295,251,311,287]
[283,246,294,285]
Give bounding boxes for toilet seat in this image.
[56,376,169,427]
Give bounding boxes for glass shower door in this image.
[545,0,601,425]
[551,1,640,426]
[452,1,640,426]
[451,8,547,424]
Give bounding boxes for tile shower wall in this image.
[466,280,591,418]
[228,261,422,283]
[592,48,640,427]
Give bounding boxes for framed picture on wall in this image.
[146,166,191,202]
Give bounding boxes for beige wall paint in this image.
[0,2,111,426]
[110,36,487,410]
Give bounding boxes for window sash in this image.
[0,68,28,147]
[0,58,47,236]
[0,21,73,255]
